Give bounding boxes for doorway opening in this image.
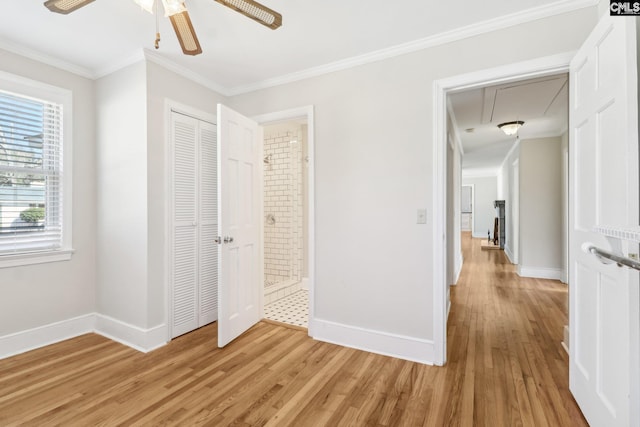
[261,119,309,328]
[253,106,315,333]
[433,53,573,365]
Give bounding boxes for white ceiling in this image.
[449,74,569,173]
[0,0,593,94]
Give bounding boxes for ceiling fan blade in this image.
[214,0,282,30]
[44,0,96,14]
[169,10,203,56]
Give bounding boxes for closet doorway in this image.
[168,107,218,339]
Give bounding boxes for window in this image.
[0,72,72,267]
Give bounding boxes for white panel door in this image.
[171,113,199,338]
[218,104,263,347]
[199,121,218,325]
[170,112,219,339]
[569,14,640,427]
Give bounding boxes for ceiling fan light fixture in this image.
[214,0,282,29]
[133,0,156,13]
[497,120,524,136]
[44,0,95,14]
[161,0,187,16]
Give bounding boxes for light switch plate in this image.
[417,209,427,224]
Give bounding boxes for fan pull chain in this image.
[154,0,161,49]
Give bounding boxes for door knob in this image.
[223,236,234,243]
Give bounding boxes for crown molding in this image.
[226,0,598,95]
[141,49,231,96]
[0,0,597,95]
[93,49,146,79]
[0,39,94,79]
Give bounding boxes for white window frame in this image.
[0,71,73,268]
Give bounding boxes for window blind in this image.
[0,91,63,254]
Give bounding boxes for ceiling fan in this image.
[43,0,282,56]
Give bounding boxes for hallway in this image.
[443,231,587,425]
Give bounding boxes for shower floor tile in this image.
[264,290,308,328]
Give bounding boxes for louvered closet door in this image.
[171,113,199,338]
[198,121,218,325]
[171,112,219,339]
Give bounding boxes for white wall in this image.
[462,176,498,239]
[561,132,569,282]
[519,137,564,277]
[0,48,96,337]
[499,142,521,263]
[96,62,148,328]
[228,7,597,354]
[446,122,463,291]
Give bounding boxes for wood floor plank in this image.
[0,232,588,426]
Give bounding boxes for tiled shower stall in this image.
[263,123,308,305]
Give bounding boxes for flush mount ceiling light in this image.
[43,0,282,56]
[497,121,524,136]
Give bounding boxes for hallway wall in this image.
[462,175,498,239]
[518,136,564,279]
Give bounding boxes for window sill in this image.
[0,249,75,269]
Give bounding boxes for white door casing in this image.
[218,104,263,348]
[252,106,316,336]
[569,14,640,427]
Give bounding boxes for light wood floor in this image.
[0,233,587,426]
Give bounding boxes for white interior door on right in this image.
[569,14,640,427]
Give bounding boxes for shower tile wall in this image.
[264,127,303,288]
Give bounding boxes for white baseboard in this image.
[453,253,463,285]
[517,265,563,281]
[562,324,569,355]
[94,314,167,353]
[472,232,488,239]
[301,277,310,291]
[1,313,167,360]
[0,313,95,360]
[504,245,516,264]
[312,318,435,365]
